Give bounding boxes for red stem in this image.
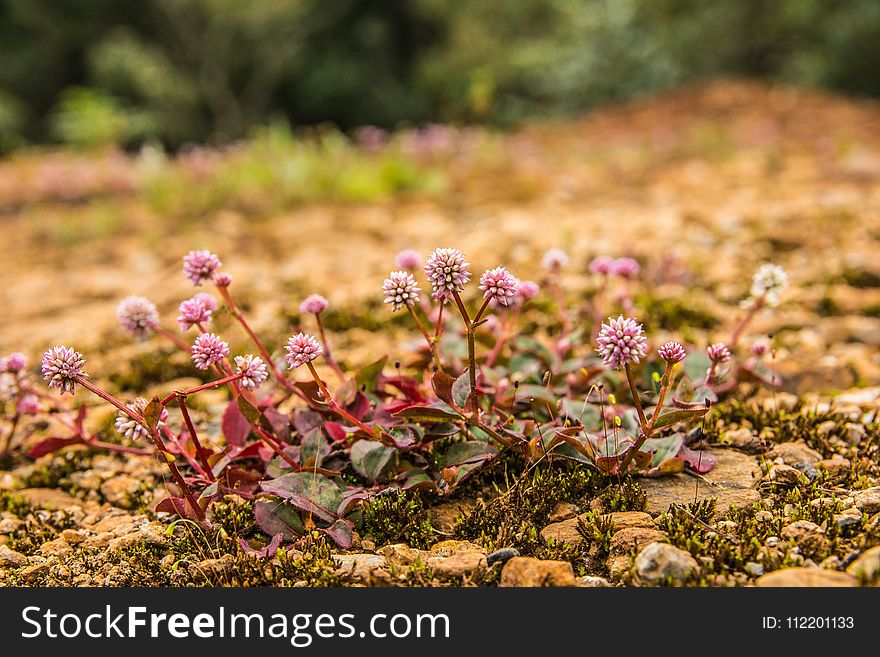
[177,397,216,481]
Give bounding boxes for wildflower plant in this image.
[7,246,790,551]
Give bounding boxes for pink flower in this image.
[658,341,687,364]
[41,346,88,395]
[193,292,218,312]
[300,294,329,315]
[0,352,27,373]
[517,280,540,301]
[285,333,322,369]
[183,250,222,286]
[395,249,422,271]
[542,248,569,271]
[115,397,167,441]
[235,354,269,390]
[191,333,229,370]
[425,247,471,302]
[116,296,160,339]
[596,316,648,370]
[707,343,732,363]
[213,272,233,288]
[177,297,213,331]
[751,342,769,357]
[16,394,40,415]
[383,271,421,312]
[589,256,615,275]
[479,267,518,306]
[611,257,640,279]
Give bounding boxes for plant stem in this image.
[216,284,308,401]
[177,397,216,481]
[730,297,764,348]
[647,361,674,433]
[407,305,443,371]
[623,363,648,431]
[451,290,479,416]
[155,326,190,351]
[305,361,390,441]
[314,313,345,381]
[160,373,243,406]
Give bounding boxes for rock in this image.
[377,544,421,568]
[0,518,22,534]
[18,559,53,583]
[576,576,611,587]
[843,423,867,445]
[756,568,858,587]
[499,557,575,587]
[609,527,668,557]
[193,554,237,579]
[60,529,86,544]
[782,520,825,552]
[634,543,698,584]
[767,441,822,478]
[766,464,806,485]
[108,523,168,552]
[639,449,761,516]
[853,487,880,514]
[846,546,880,583]
[426,501,474,534]
[88,514,136,534]
[721,428,766,453]
[817,457,851,477]
[487,548,519,567]
[745,562,765,577]
[0,545,28,568]
[333,554,390,584]
[541,511,655,547]
[100,475,142,506]
[38,537,72,557]
[16,488,82,511]
[548,502,578,522]
[426,551,487,579]
[429,539,486,556]
[834,507,862,529]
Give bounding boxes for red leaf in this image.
[154,496,200,519]
[678,445,718,474]
[222,400,250,447]
[238,533,283,559]
[27,435,83,458]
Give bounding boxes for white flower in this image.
[749,264,788,307]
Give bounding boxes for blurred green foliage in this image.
[1,0,879,151]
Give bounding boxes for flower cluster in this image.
[748,263,788,307]
[542,248,569,272]
[115,397,167,441]
[234,354,269,390]
[383,271,421,312]
[658,341,687,364]
[0,352,27,373]
[479,266,518,306]
[183,250,222,286]
[395,249,422,271]
[177,297,213,331]
[596,316,648,369]
[707,343,732,363]
[41,346,87,395]
[190,333,229,370]
[424,247,470,301]
[285,333,322,369]
[300,294,329,315]
[589,256,640,278]
[116,296,160,339]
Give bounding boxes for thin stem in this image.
[434,303,445,340]
[407,305,443,371]
[305,361,389,441]
[177,397,216,481]
[76,378,144,423]
[156,326,190,351]
[472,297,492,324]
[730,297,764,348]
[647,362,674,433]
[622,363,648,431]
[452,290,479,416]
[216,284,308,401]
[315,313,345,381]
[160,373,243,406]
[255,426,301,470]
[86,438,152,457]
[0,414,20,458]
[160,423,209,477]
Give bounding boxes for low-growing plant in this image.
[0,246,788,552]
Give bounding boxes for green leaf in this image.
[260,472,343,524]
[440,441,497,467]
[393,401,463,422]
[683,351,711,382]
[452,370,471,408]
[254,499,303,540]
[641,434,685,467]
[350,440,399,482]
[300,428,330,467]
[652,407,710,430]
[237,395,262,425]
[355,356,388,391]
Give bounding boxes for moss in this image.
[208,495,258,538]
[362,490,434,549]
[635,294,719,332]
[0,491,32,516]
[596,479,647,512]
[20,451,92,491]
[454,463,597,554]
[841,266,880,289]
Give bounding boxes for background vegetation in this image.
[1,0,880,152]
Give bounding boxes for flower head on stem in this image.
[748,263,788,308]
[1,352,27,373]
[383,271,421,312]
[235,354,269,390]
[116,296,160,339]
[425,247,470,302]
[479,266,518,307]
[191,333,229,370]
[658,341,687,364]
[285,333,322,369]
[299,294,329,315]
[183,250,222,286]
[707,342,732,364]
[395,249,422,271]
[589,256,615,276]
[177,297,213,331]
[541,248,568,272]
[596,316,648,370]
[41,346,88,395]
[611,257,640,279]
